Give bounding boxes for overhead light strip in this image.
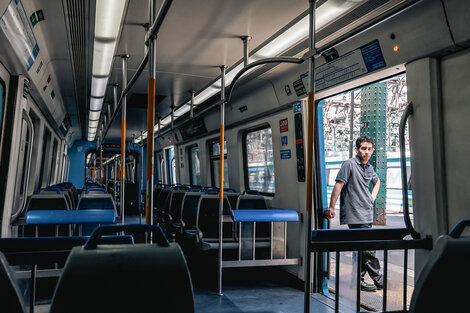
[88,0,127,141]
[134,0,364,143]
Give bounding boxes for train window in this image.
[11,111,35,219]
[165,146,176,185]
[39,128,52,188]
[189,145,201,186]
[210,139,228,188]
[50,138,59,185]
[27,111,42,195]
[243,126,275,195]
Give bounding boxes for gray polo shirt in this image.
[336,155,379,225]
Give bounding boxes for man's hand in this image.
[324,207,335,220]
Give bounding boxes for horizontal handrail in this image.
[310,237,432,252]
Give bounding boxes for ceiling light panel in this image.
[89,110,101,120]
[92,41,117,76]
[91,77,108,98]
[89,120,99,128]
[95,0,127,39]
[90,97,104,111]
[160,115,172,126]
[174,104,191,117]
[194,86,218,105]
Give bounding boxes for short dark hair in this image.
[355,136,375,149]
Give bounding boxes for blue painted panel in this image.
[67,141,96,188]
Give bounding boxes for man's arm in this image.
[371,178,381,201]
[324,181,344,219]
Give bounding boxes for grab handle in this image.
[399,102,420,239]
[84,224,169,249]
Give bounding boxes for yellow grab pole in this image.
[146,0,157,226]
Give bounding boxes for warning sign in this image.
[279,118,288,133]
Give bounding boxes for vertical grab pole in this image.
[241,36,251,67]
[304,1,316,312]
[217,65,227,296]
[190,90,195,118]
[120,55,129,224]
[146,0,157,225]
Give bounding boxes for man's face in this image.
[355,141,374,164]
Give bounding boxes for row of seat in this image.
[22,182,117,237]
[0,224,195,313]
[153,185,279,253]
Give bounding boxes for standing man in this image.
[324,135,383,292]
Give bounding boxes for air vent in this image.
[63,0,92,139]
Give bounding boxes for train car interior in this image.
[0,0,469,312]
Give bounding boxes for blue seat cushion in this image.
[231,210,299,222]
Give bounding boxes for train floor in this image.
[191,266,342,313]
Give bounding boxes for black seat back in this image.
[169,190,186,221]
[410,234,470,313]
[225,192,240,212]
[181,192,203,228]
[23,194,71,237]
[50,242,194,313]
[196,195,232,239]
[236,194,268,210]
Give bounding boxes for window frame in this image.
[242,124,275,196]
[209,138,228,188]
[188,144,200,186]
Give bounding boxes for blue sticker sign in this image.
[293,101,302,114]
[281,136,288,146]
[280,149,291,159]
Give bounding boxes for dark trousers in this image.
[348,223,381,282]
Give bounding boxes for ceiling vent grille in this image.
[63,0,92,139]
